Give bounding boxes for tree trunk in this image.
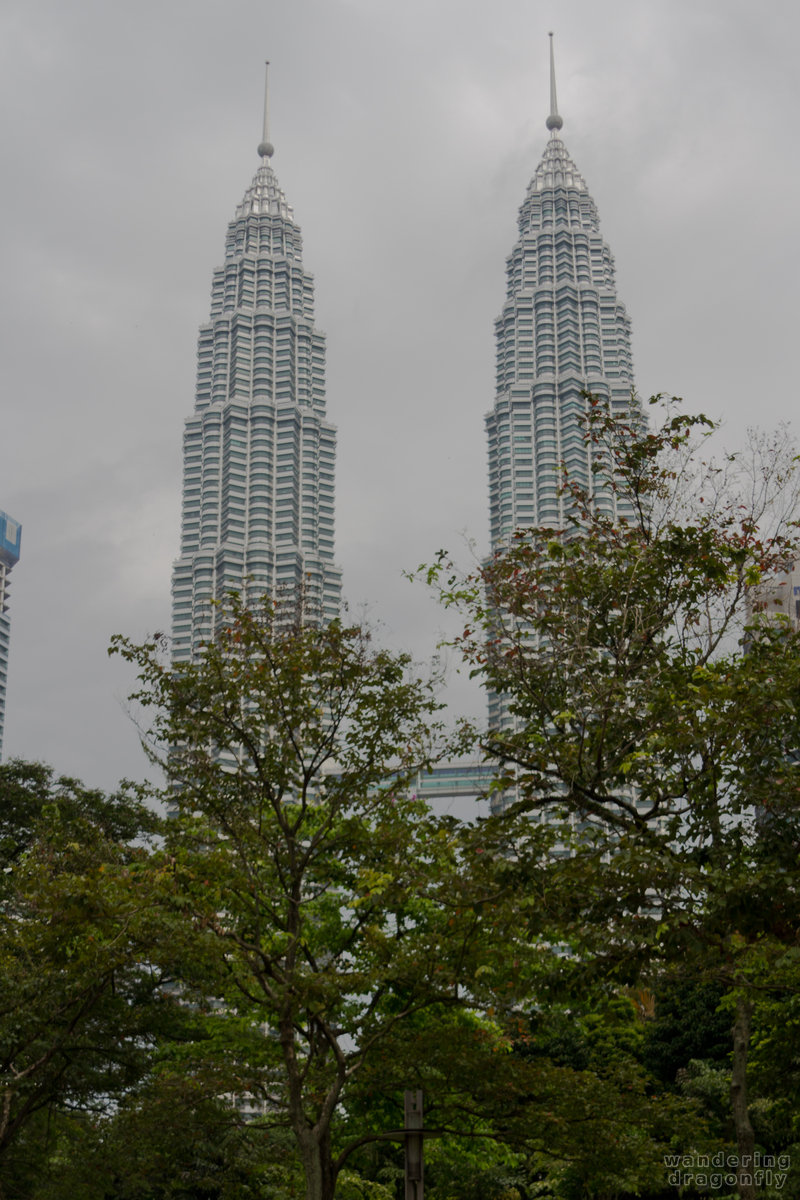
[730,995,755,1200]
[297,1124,337,1200]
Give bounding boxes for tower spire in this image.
[545,32,563,133]
[258,60,274,159]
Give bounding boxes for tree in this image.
[34,1073,301,1200]
[115,604,701,1199]
[111,604,507,1200]
[424,396,800,1200]
[0,762,166,1199]
[0,760,155,872]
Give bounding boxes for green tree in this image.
[34,1074,302,1200]
[112,605,505,1200]
[305,808,707,1199]
[0,760,155,872]
[0,762,166,1199]
[111,596,734,1199]
[424,396,800,1200]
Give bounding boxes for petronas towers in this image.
[486,36,637,736]
[487,35,635,549]
[171,70,340,660]
[171,44,635,671]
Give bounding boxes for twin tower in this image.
[171,43,636,663]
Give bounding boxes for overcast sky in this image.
[1,0,798,790]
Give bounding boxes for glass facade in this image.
[0,509,21,760]
[486,126,636,548]
[485,51,638,740]
[171,141,341,660]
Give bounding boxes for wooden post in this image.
[404,1089,424,1200]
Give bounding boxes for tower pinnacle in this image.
[545,32,563,133]
[258,60,274,159]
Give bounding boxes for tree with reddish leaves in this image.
[424,396,800,1200]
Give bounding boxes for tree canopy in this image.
[424,395,800,1200]
[0,762,165,1199]
[6,398,800,1199]
[112,607,509,1200]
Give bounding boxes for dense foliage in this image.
[5,399,800,1199]
[424,396,800,1199]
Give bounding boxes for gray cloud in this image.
[2,0,798,785]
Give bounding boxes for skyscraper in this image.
[171,70,340,660]
[485,36,637,735]
[417,40,642,815]
[0,509,21,761]
[486,35,636,550]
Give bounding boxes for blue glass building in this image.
[0,510,22,760]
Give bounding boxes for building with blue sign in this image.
[0,510,22,760]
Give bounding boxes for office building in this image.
[487,36,636,545]
[749,561,800,632]
[172,73,341,659]
[486,37,637,735]
[0,510,21,760]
